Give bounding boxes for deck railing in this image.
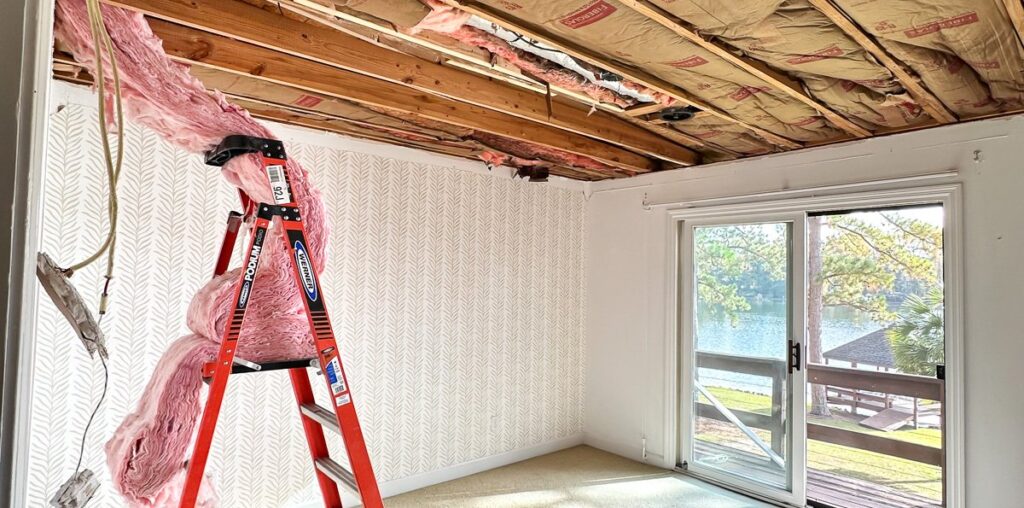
[694,351,943,467]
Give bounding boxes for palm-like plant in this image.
[887,287,944,376]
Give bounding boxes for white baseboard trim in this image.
[293,433,584,507]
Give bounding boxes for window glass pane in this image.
[805,206,944,508]
[691,222,790,490]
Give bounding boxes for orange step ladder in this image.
[179,135,383,508]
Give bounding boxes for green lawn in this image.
[697,386,942,500]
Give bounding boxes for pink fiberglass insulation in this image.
[54,0,329,505]
[471,132,617,172]
[410,0,671,107]
[442,25,634,107]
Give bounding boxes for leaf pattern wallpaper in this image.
[25,89,586,507]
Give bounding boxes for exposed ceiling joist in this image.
[439,0,803,150]
[53,54,608,180]
[1002,0,1024,47]
[278,0,736,157]
[104,0,699,167]
[624,102,671,117]
[277,0,751,159]
[218,83,624,179]
[142,18,664,174]
[617,0,872,138]
[805,0,958,124]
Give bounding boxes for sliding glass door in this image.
[675,189,957,508]
[679,215,807,506]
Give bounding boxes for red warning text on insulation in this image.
[666,56,709,68]
[904,12,979,38]
[560,0,616,29]
[786,45,844,65]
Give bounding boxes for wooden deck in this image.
[694,441,941,508]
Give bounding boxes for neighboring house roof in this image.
[824,328,896,369]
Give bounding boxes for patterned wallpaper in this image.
[25,92,586,506]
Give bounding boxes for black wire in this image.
[73,332,110,477]
[507,32,557,52]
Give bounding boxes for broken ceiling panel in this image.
[834,0,1024,117]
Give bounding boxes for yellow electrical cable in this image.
[66,0,124,315]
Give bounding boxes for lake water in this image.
[696,302,881,394]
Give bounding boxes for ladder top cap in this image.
[206,135,287,166]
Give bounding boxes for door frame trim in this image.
[2,0,55,504]
[663,183,964,508]
[677,214,807,505]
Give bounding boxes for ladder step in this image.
[202,358,317,382]
[315,457,358,493]
[300,403,340,435]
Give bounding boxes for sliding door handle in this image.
[788,340,802,374]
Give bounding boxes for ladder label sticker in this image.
[266,164,292,204]
[294,241,319,302]
[326,357,346,395]
[335,393,351,406]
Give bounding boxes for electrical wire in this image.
[73,327,110,478]
[67,0,120,483]
[66,0,125,316]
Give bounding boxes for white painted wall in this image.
[583,114,1024,507]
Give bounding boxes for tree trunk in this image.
[807,216,831,417]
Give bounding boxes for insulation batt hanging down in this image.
[54,0,332,505]
[409,0,673,108]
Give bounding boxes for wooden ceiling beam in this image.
[439,0,801,150]
[277,0,757,160]
[243,102,604,180]
[618,0,872,138]
[141,18,660,173]
[104,0,699,167]
[625,102,671,117]
[279,1,635,117]
[806,0,958,124]
[1002,0,1024,48]
[52,55,607,180]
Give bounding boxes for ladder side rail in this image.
[289,368,344,507]
[277,216,383,508]
[179,211,273,507]
[268,155,383,508]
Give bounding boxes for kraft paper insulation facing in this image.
[347,0,1024,155]
[434,0,847,144]
[834,0,1024,116]
[54,0,331,504]
[645,0,928,130]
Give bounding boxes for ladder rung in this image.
[315,457,358,493]
[300,403,339,434]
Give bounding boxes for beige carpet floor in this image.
[384,445,770,507]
